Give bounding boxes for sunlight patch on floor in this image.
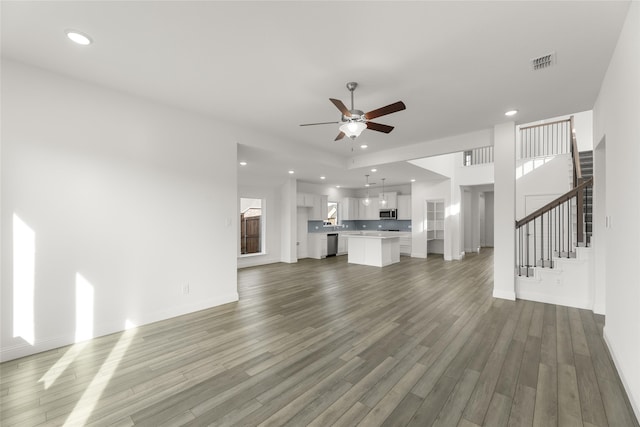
[63,324,137,426]
[39,342,88,389]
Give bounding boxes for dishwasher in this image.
[326,233,338,257]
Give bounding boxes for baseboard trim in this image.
[603,326,640,423]
[515,289,591,310]
[0,292,239,362]
[493,288,516,300]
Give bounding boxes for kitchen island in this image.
[345,233,400,267]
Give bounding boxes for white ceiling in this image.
[1,1,630,189]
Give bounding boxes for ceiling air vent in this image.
[531,52,556,70]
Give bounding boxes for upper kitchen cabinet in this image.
[397,195,411,220]
[378,191,397,209]
[297,193,328,221]
[296,193,314,208]
[340,197,360,221]
[359,197,380,220]
[313,195,328,221]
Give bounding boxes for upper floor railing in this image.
[462,146,494,166]
[519,118,572,159]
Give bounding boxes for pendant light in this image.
[362,175,371,206]
[380,178,387,207]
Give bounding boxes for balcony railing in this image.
[519,118,572,159]
[463,146,494,166]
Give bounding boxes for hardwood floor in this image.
[1,249,637,426]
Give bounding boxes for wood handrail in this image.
[519,118,571,131]
[570,115,582,187]
[516,177,593,228]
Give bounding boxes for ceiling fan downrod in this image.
[346,81,358,111]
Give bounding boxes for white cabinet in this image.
[308,232,350,258]
[397,195,411,220]
[378,191,397,209]
[399,232,412,255]
[317,195,328,221]
[307,233,328,259]
[359,197,379,220]
[338,235,348,255]
[340,197,360,221]
[296,193,315,208]
[298,193,328,220]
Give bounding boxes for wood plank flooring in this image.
[1,249,638,426]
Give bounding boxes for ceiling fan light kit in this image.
[339,121,367,138]
[300,82,406,141]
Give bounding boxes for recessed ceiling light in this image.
[371,168,377,172]
[66,30,92,46]
[288,170,295,174]
[505,109,518,117]
[360,144,368,149]
[411,179,416,182]
[239,161,247,166]
[336,185,341,188]
[320,176,326,180]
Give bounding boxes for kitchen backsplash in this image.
[308,220,412,232]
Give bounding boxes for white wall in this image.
[462,190,473,253]
[592,3,640,419]
[1,60,239,361]
[515,154,572,219]
[237,185,282,268]
[484,192,494,247]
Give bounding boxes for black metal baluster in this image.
[533,218,537,268]
[519,227,523,276]
[540,213,544,267]
[560,204,564,256]
[548,210,552,266]
[526,223,530,276]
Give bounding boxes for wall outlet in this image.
[182,284,190,295]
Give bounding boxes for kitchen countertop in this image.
[344,233,401,239]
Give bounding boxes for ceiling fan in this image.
[300,82,406,141]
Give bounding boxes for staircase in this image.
[514,117,595,309]
[579,150,593,245]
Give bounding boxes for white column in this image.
[280,177,297,263]
[493,122,516,300]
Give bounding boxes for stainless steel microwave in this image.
[379,209,397,219]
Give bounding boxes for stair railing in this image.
[569,115,583,187]
[515,178,593,276]
[515,115,591,277]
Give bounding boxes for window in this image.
[326,201,338,226]
[240,198,263,255]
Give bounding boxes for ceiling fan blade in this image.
[366,121,395,133]
[299,121,340,126]
[329,98,351,117]
[334,132,345,141]
[364,101,406,120]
